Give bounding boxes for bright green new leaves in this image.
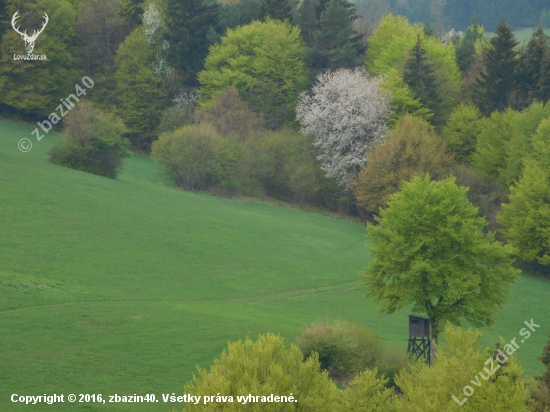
[443,103,483,162]
[198,19,307,127]
[182,333,339,411]
[365,14,418,72]
[362,176,519,339]
[498,122,550,266]
[339,369,395,411]
[365,14,461,124]
[473,102,550,184]
[393,325,532,412]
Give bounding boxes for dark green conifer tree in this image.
[121,0,143,27]
[539,54,550,103]
[474,21,519,115]
[403,36,442,124]
[259,0,292,21]
[307,0,361,73]
[455,20,484,72]
[295,0,318,47]
[164,0,219,86]
[519,24,550,102]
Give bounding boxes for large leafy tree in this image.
[296,68,391,188]
[351,116,452,217]
[403,36,442,124]
[114,28,166,148]
[362,175,519,360]
[198,19,307,129]
[164,0,219,86]
[474,21,519,115]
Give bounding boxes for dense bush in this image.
[151,123,256,194]
[295,320,384,385]
[181,333,339,411]
[351,116,453,217]
[200,87,263,141]
[49,101,130,178]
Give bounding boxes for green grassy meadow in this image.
[1,118,549,411]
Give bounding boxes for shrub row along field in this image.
[1,119,549,411]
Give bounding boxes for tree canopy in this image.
[362,175,519,346]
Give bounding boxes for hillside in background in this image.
[0,119,548,411]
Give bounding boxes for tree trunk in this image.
[429,318,438,366]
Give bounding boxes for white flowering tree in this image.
[296,68,391,188]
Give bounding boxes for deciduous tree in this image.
[442,103,483,162]
[362,175,519,360]
[296,68,391,188]
[198,19,307,129]
[351,116,452,216]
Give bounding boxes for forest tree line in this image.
[1,0,550,274]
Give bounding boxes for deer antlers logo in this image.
[11,10,49,54]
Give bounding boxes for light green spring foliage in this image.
[114,27,166,143]
[0,0,81,115]
[362,176,519,338]
[365,14,461,122]
[198,19,307,112]
[473,102,550,184]
[338,368,395,411]
[472,108,517,180]
[181,333,339,411]
[394,324,532,412]
[442,103,483,162]
[364,14,418,71]
[498,121,550,266]
[380,68,434,126]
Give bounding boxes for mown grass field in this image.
[0,118,548,411]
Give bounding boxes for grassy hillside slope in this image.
[0,119,548,411]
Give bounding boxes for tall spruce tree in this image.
[307,0,361,73]
[295,0,318,47]
[403,36,442,124]
[164,0,219,86]
[474,21,519,115]
[520,24,550,102]
[539,54,550,103]
[259,0,292,21]
[455,20,484,72]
